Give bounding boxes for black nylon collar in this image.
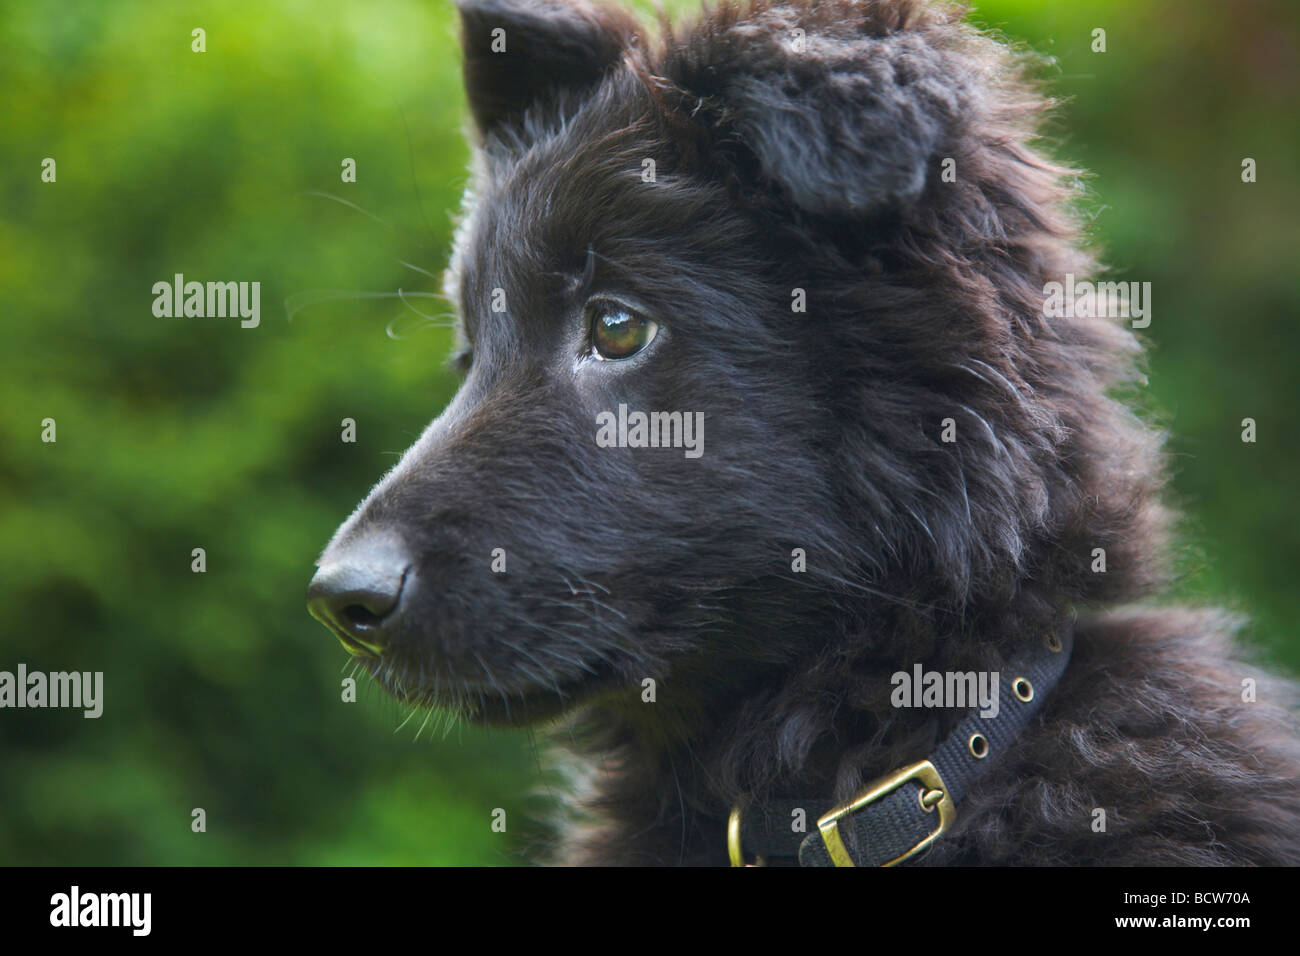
[732,624,1075,866]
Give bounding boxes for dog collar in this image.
[729,623,1075,866]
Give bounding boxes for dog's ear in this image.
[455,0,636,140]
[666,3,976,216]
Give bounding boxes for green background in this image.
[1,0,1296,864]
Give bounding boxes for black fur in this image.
[313,0,1300,865]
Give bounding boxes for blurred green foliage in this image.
[1,0,1295,865]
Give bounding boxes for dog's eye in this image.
[587,300,658,360]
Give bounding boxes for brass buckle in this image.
[727,801,767,867]
[816,760,955,867]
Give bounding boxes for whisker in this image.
[397,287,455,323]
[284,288,444,322]
[301,189,391,227]
[396,258,445,283]
[394,705,420,734]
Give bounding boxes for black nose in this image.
[307,535,411,657]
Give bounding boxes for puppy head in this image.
[309,0,1145,728]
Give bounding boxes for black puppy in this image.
[309,0,1300,865]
